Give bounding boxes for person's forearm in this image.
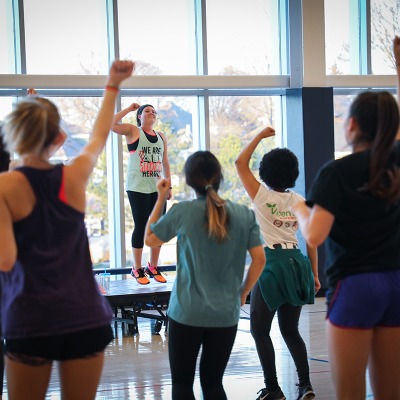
[241,247,265,293]
[242,262,262,294]
[163,160,171,180]
[306,244,318,278]
[112,106,133,125]
[91,89,119,148]
[292,201,312,243]
[292,201,333,248]
[236,132,263,166]
[145,196,166,238]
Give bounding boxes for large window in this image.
[24,0,109,74]
[206,0,281,75]
[325,0,352,75]
[0,98,13,120]
[0,0,14,73]
[371,0,400,74]
[47,96,110,267]
[0,0,398,269]
[332,94,353,159]
[118,0,197,75]
[209,95,281,205]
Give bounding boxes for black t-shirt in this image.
[306,148,400,291]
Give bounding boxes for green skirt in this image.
[258,247,315,311]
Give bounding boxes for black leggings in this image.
[250,283,310,390]
[127,191,161,249]
[168,318,238,400]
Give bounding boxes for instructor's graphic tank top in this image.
[126,128,164,193]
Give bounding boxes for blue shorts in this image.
[327,270,400,329]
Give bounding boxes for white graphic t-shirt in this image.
[252,184,304,248]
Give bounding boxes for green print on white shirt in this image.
[266,203,296,219]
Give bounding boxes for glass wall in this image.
[206,0,281,75]
[0,98,13,120]
[371,0,400,74]
[118,0,197,75]
[0,0,398,269]
[0,0,14,73]
[209,95,280,205]
[46,96,110,267]
[24,0,109,74]
[325,0,352,75]
[332,94,353,159]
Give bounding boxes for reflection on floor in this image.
[2,297,374,399]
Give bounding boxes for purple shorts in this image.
[327,270,400,329]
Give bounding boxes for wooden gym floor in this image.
[1,284,374,399]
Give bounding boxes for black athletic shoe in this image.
[256,387,286,400]
[296,383,315,400]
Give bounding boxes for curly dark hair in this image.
[259,148,299,190]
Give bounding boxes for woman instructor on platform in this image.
[112,103,171,285]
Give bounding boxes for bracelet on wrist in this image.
[105,85,119,92]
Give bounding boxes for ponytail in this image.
[205,185,229,242]
[184,151,229,242]
[367,93,400,203]
[350,91,400,204]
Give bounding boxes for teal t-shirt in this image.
[151,198,262,327]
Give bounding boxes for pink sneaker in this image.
[145,263,167,283]
[131,267,150,285]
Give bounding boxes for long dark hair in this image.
[349,91,400,204]
[184,151,229,242]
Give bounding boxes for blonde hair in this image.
[2,97,60,156]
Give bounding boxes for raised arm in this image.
[235,127,275,200]
[159,132,172,200]
[68,60,134,184]
[145,178,171,247]
[111,103,140,137]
